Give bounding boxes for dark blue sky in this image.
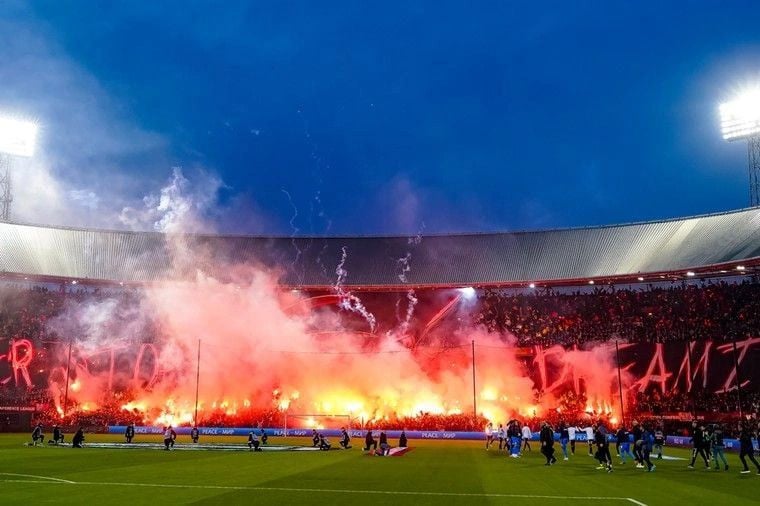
[3,1,760,235]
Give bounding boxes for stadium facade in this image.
[0,207,759,288]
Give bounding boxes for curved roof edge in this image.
[5,205,760,240]
[1,207,759,287]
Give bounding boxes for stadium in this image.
[1,207,759,505]
[3,3,760,505]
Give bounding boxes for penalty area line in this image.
[0,477,649,504]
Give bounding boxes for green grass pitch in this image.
[0,434,757,505]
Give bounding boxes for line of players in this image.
[485,420,533,457]
[30,422,85,448]
[487,418,760,475]
[685,420,760,474]
[535,420,666,473]
[33,418,760,473]
[126,423,409,455]
[309,428,409,455]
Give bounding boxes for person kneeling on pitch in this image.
[49,424,64,445]
[248,431,262,451]
[163,426,175,450]
[339,427,351,449]
[378,431,391,456]
[312,429,320,447]
[31,423,44,446]
[319,434,331,451]
[72,427,85,448]
[364,430,377,452]
[190,426,199,443]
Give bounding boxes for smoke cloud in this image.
[43,173,629,427]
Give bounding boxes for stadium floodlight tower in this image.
[0,116,38,222]
[720,87,760,206]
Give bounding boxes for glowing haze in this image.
[45,172,628,428]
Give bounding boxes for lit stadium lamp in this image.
[0,115,39,221]
[588,280,594,285]
[736,265,746,271]
[720,87,760,206]
[459,287,476,299]
[0,116,38,157]
[528,283,536,289]
[720,88,760,141]
[686,271,696,277]
[637,276,645,281]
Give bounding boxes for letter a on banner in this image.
[632,343,671,394]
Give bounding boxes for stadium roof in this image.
[1,207,759,289]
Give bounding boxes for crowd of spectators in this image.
[475,279,760,346]
[1,278,759,432]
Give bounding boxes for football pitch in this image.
[0,434,757,505]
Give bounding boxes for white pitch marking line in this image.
[0,473,75,484]
[0,477,649,504]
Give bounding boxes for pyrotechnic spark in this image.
[281,189,303,282]
[333,247,377,331]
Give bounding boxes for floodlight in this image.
[0,116,38,157]
[720,88,760,141]
[720,87,760,206]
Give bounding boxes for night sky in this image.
[1,1,759,235]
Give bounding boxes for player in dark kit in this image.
[339,427,351,449]
[379,431,391,456]
[653,426,665,460]
[738,421,760,474]
[125,423,135,443]
[364,430,377,452]
[190,426,199,443]
[594,423,613,473]
[687,421,710,469]
[507,420,521,457]
[640,424,656,472]
[399,430,408,447]
[312,429,320,447]
[50,425,64,445]
[616,426,634,464]
[318,434,331,451]
[72,427,85,448]
[539,422,557,466]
